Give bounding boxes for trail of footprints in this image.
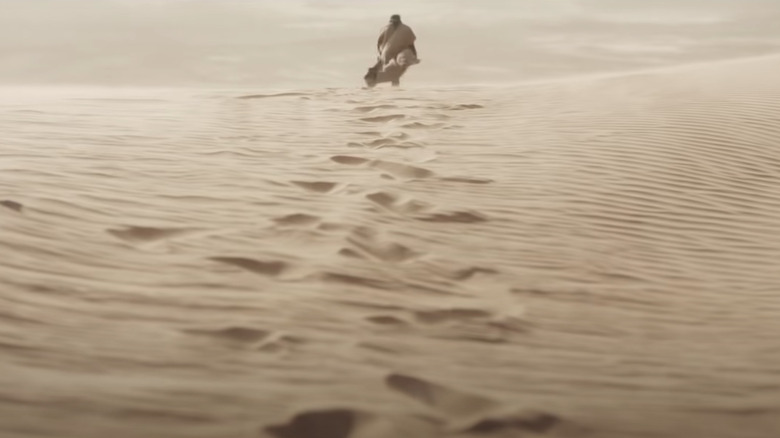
[322,100,494,225]
[26,94,566,435]
[99,98,512,384]
[102,96,499,307]
[263,373,582,438]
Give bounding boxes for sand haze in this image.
[2,1,780,437]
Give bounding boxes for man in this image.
[370,14,418,86]
[377,14,417,67]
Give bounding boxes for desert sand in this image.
[2,1,780,437]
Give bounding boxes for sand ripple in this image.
[2,56,780,438]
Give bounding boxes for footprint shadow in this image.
[385,374,580,435]
[330,155,435,180]
[1,200,23,213]
[209,256,288,277]
[107,226,204,244]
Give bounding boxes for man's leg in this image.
[392,65,409,87]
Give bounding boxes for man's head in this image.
[390,14,401,27]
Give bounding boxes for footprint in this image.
[338,248,364,259]
[402,122,445,129]
[332,300,408,313]
[272,213,321,227]
[343,241,420,263]
[183,326,271,343]
[449,104,484,110]
[465,411,564,434]
[354,104,398,112]
[360,114,406,123]
[416,211,488,223]
[358,342,403,355]
[318,223,352,232]
[385,374,498,418]
[365,138,397,148]
[385,374,572,434]
[450,267,500,280]
[291,181,340,193]
[344,228,423,263]
[331,156,434,180]
[107,226,201,243]
[388,132,410,140]
[345,239,420,263]
[184,326,303,353]
[265,409,361,438]
[371,160,435,179]
[440,176,494,184]
[256,332,306,353]
[209,257,288,277]
[1,200,23,213]
[264,408,439,438]
[330,155,371,165]
[399,149,438,164]
[319,272,395,291]
[365,192,431,214]
[366,315,408,326]
[377,142,423,150]
[413,308,494,325]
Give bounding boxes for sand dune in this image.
[3,53,780,438]
[3,1,780,438]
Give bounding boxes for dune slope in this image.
[2,53,780,438]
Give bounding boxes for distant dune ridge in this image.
[1,0,780,87]
[2,1,780,438]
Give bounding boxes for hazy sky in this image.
[1,0,778,88]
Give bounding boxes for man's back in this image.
[378,22,416,65]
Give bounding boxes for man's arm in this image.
[377,26,388,53]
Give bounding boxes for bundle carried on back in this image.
[378,23,416,66]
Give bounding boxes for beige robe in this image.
[364,48,419,88]
[377,23,416,66]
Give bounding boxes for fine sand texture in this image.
[3,1,780,438]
